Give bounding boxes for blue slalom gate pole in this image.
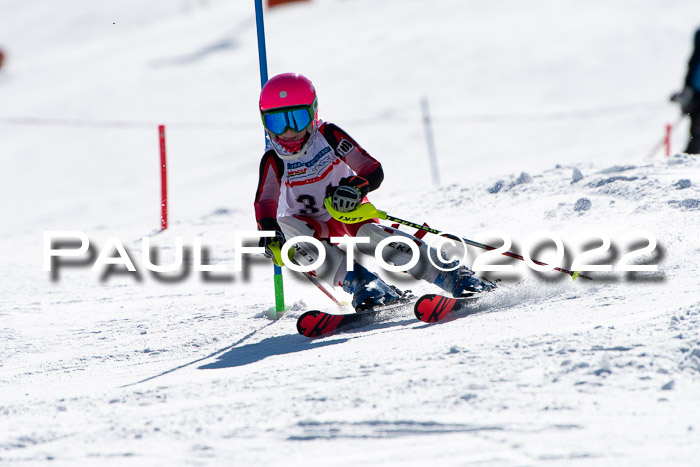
[254,0,269,86]
[254,0,285,316]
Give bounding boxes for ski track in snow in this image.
[3,0,700,465]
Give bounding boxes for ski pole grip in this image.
[268,240,293,267]
[324,199,387,223]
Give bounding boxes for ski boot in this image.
[342,263,402,311]
[432,263,496,298]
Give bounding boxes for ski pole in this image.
[324,199,592,281]
[299,270,343,307]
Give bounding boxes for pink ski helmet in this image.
[259,73,319,159]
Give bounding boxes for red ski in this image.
[297,310,378,337]
[413,294,477,323]
[296,297,413,338]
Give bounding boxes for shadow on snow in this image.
[199,317,419,370]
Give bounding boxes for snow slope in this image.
[2,0,700,465]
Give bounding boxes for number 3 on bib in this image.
[297,194,320,215]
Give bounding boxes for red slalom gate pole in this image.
[159,125,168,230]
[665,123,672,157]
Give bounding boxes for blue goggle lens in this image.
[263,107,312,135]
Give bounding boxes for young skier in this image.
[254,73,494,310]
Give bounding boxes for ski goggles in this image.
[262,105,315,135]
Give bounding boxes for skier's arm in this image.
[254,149,284,228]
[319,123,384,192]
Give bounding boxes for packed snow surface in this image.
[1,0,700,465]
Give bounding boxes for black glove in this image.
[327,175,370,213]
[257,217,286,260]
[670,87,695,113]
[339,175,370,198]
